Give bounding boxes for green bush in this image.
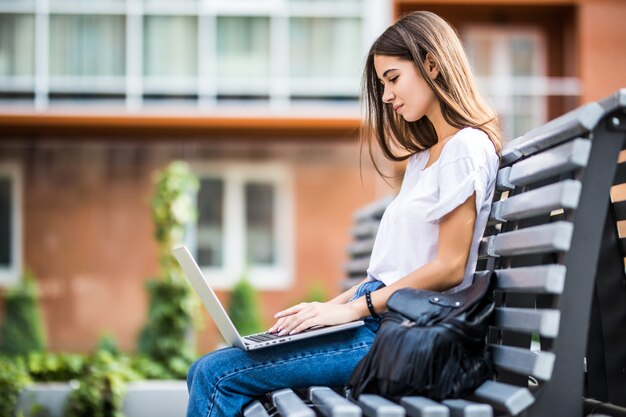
[0,356,31,417]
[228,278,263,336]
[64,351,140,417]
[26,352,84,382]
[137,279,197,379]
[0,271,46,356]
[96,333,120,357]
[138,161,199,379]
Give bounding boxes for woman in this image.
[186,11,501,417]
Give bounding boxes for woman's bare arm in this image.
[271,193,477,335]
[350,192,477,318]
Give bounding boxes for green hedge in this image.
[0,271,46,356]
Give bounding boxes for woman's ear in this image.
[423,52,439,80]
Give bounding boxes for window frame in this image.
[188,162,294,290]
[0,0,393,109]
[461,25,548,140]
[0,162,22,287]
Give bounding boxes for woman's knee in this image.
[188,348,246,388]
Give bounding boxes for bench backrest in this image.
[342,89,626,417]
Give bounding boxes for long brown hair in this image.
[362,11,502,177]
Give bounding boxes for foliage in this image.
[128,355,171,380]
[228,278,264,336]
[150,160,199,276]
[138,161,200,379]
[2,348,191,417]
[137,279,197,379]
[64,351,140,417]
[25,352,84,382]
[0,356,31,417]
[0,270,47,356]
[96,333,120,357]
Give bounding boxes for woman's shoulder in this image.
[442,127,498,164]
[407,148,429,169]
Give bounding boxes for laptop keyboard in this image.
[244,332,285,343]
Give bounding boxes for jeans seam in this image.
[205,341,371,417]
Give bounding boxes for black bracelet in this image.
[365,291,379,319]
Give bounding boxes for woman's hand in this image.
[268,301,362,336]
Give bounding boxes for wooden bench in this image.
[243,89,626,417]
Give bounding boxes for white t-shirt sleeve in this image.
[423,134,494,223]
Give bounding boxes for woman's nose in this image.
[382,86,394,103]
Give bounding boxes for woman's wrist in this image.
[365,291,380,318]
[348,296,371,319]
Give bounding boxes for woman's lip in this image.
[394,104,403,112]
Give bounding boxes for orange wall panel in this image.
[579,0,626,102]
[9,139,382,354]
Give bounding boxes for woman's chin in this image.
[401,114,419,122]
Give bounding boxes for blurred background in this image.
[0,0,625,358]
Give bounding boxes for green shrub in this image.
[228,278,263,336]
[0,356,31,417]
[129,355,170,380]
[138,279,197,379]
[138,161,199,379]
[96,333,120,357]
[26,352,84,382]
[64,352,139,417]
[0,271,46,356]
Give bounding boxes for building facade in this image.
[0,0,625,353]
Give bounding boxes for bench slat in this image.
[354,196,394,221]
[496,167,516,191]
[243,400,272,417]
[344,258,370,276]
[272,388,316,417]
[494,265,566,294]
[348,239,375,256]
[504,138,591,189]
[353,394,406,417]
[490,344,556,381]
[400,396,449,417]
[490,180,581,223]
[441,399,492,417]
[494,307,560,337]
[471,381,535,416]
[500,101,603,166]
[309,386,362,417]
[479,221,573,258]
[352,220,381,238]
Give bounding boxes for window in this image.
[463,27,547,140]
[289,17,362,78]
[0,164,22,287]
[144,15,198,78]
[49,14,126,77]
[189,163,293,290]
[0,0,392,108]
[0,14,35,77]
[217,16,270,78]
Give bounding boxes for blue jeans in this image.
[186,279,385,417]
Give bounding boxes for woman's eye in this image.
[389,76,398,83]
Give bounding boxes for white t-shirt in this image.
[367,127,499,292]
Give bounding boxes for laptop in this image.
[172,246,365,351]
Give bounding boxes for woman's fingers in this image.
[269,303,320,333]
[290,318,318,335]
[277,309,319,335]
